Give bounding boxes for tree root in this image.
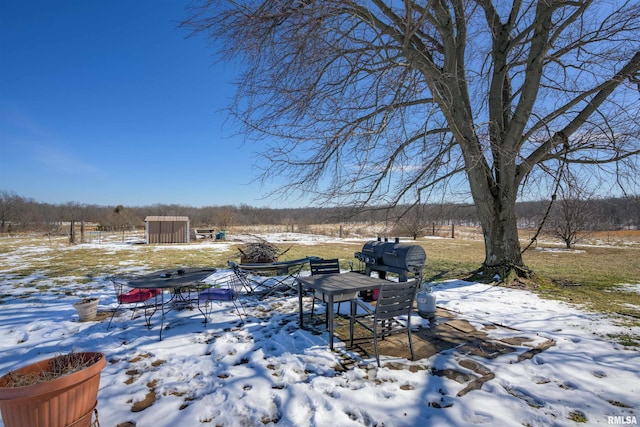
[468,263,537,288]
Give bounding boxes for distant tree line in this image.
[1,191,638,240]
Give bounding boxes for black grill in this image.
[354,237,426,283]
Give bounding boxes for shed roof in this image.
[144,216,189,222]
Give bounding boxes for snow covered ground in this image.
[0,237,638,426]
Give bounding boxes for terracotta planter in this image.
[0,352,106,427]
[73,298,99,322]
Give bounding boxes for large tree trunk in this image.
[464,149,529,282]
[476,194,524,271]
[472,188,534,282]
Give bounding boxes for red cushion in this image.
[118,288,158,304]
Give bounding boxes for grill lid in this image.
[356,238,426,271]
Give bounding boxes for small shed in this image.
[144,216,190,244]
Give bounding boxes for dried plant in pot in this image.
[0,351,106,427]
[73,297,99,322]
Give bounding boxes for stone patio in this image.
[327,307,555,398]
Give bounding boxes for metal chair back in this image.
[310,258,340,275]
[309,258,353,323]
[107,277,160,330]
[350,281,419,366]
[198,273,246,326]
[374,281,418,322]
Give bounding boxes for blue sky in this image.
[0,1,295,208]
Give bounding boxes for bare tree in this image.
[105,205,141,230]
[392,203,431,239]
[0,191,22,232]
[213,206,236,230]
[183,1,640,281]
[548,183,594,249]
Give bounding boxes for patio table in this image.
[126,268,216,340]
[296,272,390,350]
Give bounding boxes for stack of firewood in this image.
[237,239,290,263]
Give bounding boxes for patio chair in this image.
[310,258,358,326]
[229,258,315,300]
[107,278,161,330]
[227,262,260,294]
[197,274,247,326]
[349,281,419,367]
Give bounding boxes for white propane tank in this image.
[416,282,436,318]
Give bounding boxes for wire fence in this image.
[79,229,146,244]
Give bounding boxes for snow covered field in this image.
[0,236,638,426]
